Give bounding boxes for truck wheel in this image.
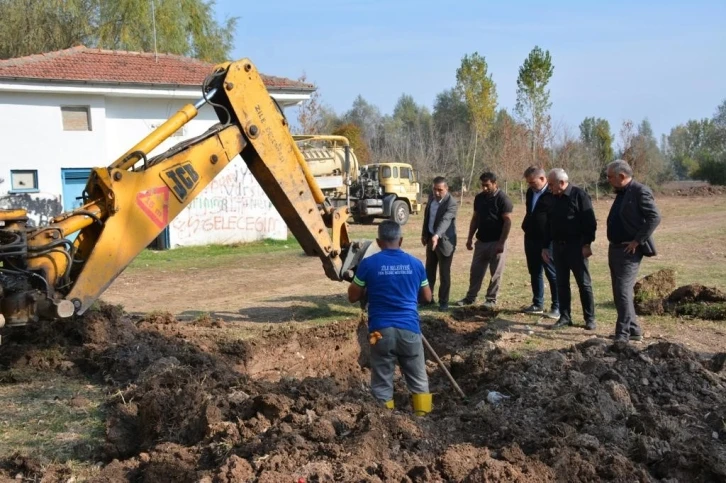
[391,200,409,225]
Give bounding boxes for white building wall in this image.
[0,91,107,195]
[103,96,218,162]
[0,87,293,245]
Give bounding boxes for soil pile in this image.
[659,182,726,197]
[634,269,676,315]
[675,186,726,197]
[1,304,725,482]
[635,271,726,321]
[667,284,726,320]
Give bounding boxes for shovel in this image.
[421,334,467,402]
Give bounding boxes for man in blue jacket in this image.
[606,159,661,343]
[349,220,433,415]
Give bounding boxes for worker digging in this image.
[347,220,433,415]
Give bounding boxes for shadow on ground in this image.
[172,294,358,324]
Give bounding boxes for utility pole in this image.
[150,0,158,62]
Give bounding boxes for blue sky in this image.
[214,0,725,141]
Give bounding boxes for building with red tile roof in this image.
[0,47,311,246]
[0,46,314,92]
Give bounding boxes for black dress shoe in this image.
[585,321,597,330]
[549,318,573,329]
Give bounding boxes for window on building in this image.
[61,106,92,131]
[10,170,39,192]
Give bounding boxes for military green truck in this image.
[295,135,421,225]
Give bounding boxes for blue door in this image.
[59,167,170,249]
[61,168,92,241]
[61,168,92,212]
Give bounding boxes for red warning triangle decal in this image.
[136,186,170,230]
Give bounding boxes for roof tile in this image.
[0,46,314,90]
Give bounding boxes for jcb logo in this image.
[162,162,200,202]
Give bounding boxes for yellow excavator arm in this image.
[0,59,374,327]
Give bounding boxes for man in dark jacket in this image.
[521,166,559,319]
[543,168,597,330]
[606,159,661,343]
[421,176,457,311]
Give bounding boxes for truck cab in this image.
[353,162,421,225]
[296,135,421,226]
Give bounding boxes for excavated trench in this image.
[1,303,726,482]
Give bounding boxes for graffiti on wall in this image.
[169,158,286,246]
[0,192,62,227]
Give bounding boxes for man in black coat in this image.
[421,176,457,311]
[606,159,661,343]
[543,168,597,331]
[521,166,559,319]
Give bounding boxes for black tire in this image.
[391,200,409,225]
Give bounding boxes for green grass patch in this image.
[129,236,302,271]
[0,371,106,463]
[675,302,726,320]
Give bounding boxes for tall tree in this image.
[515,46,555,163]
[455,52,498,195]
[295,73,330,135]
[712,99,726,150]
[333,123,371,164]
[553,126,589,182]
[714,99,726,128]
[432,88,470,134]
[689,100,726,184]
[665,119,714,178]
[621,119,669,185]
[0,0,96,59]
[0,0,237,62]
[392,94,432,132]
[487,109,529,195]
[343,95,381,145]
[578,117,614,197]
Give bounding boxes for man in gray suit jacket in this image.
[606,159,661,343]
[421,176,457,311]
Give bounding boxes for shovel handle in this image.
[421,335,467,400]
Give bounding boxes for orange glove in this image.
[369,331,383,345]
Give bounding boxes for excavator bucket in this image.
[339,240,379,282]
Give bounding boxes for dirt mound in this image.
[675,185,726,197]
[2,304,726,482]
[660,182,726,197]
[667,284,726,320]
[634,273,726,321]
[668,284,726,304]
[634,269,676,315]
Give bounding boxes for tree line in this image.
[297,48,726,195]
[0,0,237,62]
